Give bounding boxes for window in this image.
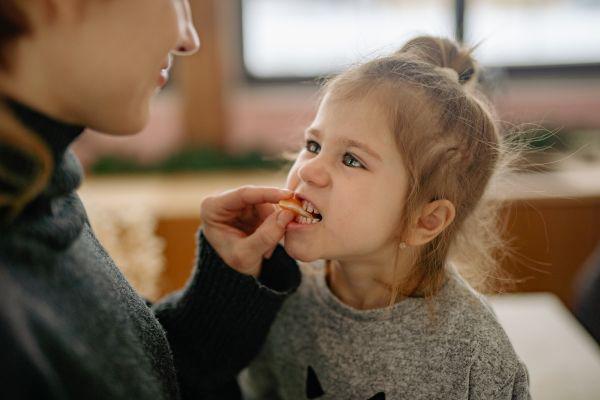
[241,0,600,80]
[467,0,600,67]
[242,0,455,79]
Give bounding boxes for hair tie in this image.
[436,66,459,83]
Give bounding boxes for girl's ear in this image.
[405,199,456,246]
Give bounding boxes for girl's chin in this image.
[283,241,320,263]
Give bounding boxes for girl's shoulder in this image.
[434,266,525,377]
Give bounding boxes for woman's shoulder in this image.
[0,263,71,370]
[0,267,70,396]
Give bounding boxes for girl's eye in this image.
[305,140,364,169]
[305,140,320,154]
[343,153,364,169]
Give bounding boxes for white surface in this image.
[489,293,600,400]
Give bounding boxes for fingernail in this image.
[277,210,294,226]
[281,189,293,196]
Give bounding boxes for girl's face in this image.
[11,0,199,134]
[284,94,410,263]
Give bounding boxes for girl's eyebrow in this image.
[306,127,382,162]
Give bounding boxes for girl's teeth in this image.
[301,199,320,215]
[293,214,320,225]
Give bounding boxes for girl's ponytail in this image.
[397,36,478,86]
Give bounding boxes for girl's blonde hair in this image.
[323,36,515,302]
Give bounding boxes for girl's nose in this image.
[298,157,330,188]
[172,0,200,56]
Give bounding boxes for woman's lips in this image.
[157,55,173,88]
[158,69,170,88]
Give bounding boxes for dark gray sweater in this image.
[0,100,301,399]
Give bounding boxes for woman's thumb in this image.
[243,210,294,260]
[277,209,295,227]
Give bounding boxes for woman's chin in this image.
[86,98,151,135]
[90,114,148,136]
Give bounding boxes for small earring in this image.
[399,242,407,250]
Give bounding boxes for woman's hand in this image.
[200,186,296,277]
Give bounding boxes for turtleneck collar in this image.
[1,98,88,255]
[5,98,85,163]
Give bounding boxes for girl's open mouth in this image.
[279,195,323,225]
[293,214,321,224]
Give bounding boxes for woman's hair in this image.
[0,1,54,224]
[0,1,30,70]
[322,36,517,302]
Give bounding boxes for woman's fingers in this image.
[235,209,295,274]
[210,186,293,213]
[256,202,278,221]
[200,186,295,277]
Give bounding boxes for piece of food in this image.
[278,196,313,218]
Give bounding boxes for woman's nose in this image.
[172,0,200,56]
[298,157,330,188]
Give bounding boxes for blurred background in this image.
[75,1,600,396]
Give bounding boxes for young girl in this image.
[239,36,530,399]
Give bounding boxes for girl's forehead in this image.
[312,95,395,144]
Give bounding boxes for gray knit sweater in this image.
[239,262,530,399]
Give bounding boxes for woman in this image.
[0,1,298,399]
